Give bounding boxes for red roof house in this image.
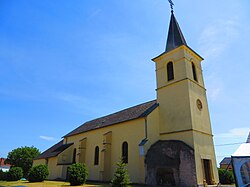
[0,158,11,172]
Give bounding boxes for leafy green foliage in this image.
[0,170,7,181]
[7,167,23,181]
[111,158,131,186]
[67,163,88,186]
[5,146,40,178]
[28,164,49,182]
[218,168,235,184]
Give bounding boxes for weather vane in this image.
[168,0,174,13]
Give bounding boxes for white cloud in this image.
[88,9,101,20]
[198,18,239,60]
[215,127,250,138]
[39,136,57,141]
[56,92,87,104]
[205,74,224,101]
[207,86,222,101]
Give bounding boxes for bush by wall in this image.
[7,167,23,181]
[67,163,88,186]
[218,168,235,184]
[28,164,49,182]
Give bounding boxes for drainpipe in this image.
[138,117,149,156]
[144,117,148,139]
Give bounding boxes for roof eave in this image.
[152,45,204,62]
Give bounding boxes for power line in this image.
[215,142,244,146]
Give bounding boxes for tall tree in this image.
[5,146,40,178]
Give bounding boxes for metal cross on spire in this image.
[168,0,174,13]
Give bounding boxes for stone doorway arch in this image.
[145,140,197,186]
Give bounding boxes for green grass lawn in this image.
[0,180,111,187]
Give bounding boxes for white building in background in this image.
[231,132,250,187]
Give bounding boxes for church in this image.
[33,7,219,187]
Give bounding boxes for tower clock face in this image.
[196,99,203,110]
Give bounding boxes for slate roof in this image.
[220,157,232,165]
[34,140,74,160]
[64,100,158,137]
[165,12,187,53]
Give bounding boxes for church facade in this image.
[33,10,219,186]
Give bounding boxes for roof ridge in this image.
[64,99,158,137]
[86,99,157,124]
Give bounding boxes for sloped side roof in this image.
[34,140,73,160]
[64,100,158,137]
[232,143,250,157]
[220,157,231,165]
[246,132,250,143]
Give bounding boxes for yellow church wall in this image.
[193,132,219,185]
[65,117,148,183]
[145,107,160,148]
[154,46,204,90]
[155,48,187,89]
[47,157,63,180]
[184,47,205,87]
[188,81,212,135]
[157,80,193,134]
[110,119,145,183]
[160,130,194,148]
[155,47,207,136]
[57,145,74,165]
[33,159,46,166]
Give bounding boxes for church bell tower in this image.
[152,10,219,185]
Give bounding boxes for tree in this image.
[5,146,40,178]
[218,168,235,184]
[111,158,131,186]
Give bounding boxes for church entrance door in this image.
[203,159,213,185]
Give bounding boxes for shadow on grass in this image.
[0,181,144,187]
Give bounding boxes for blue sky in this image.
[0,0,250,165]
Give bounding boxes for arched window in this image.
[73,148,76,163]
[94,146,99,165]
[167,62,174,81]
[122,141,128,163]
[192,62,198,82]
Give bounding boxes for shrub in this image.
[28,164,49,182]
[7,167,23,181]
[111,158,131,186]
[0,169,7,181]
[67,163,88,186]
[218,168,235,184]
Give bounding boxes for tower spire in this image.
[165,2,187,52]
